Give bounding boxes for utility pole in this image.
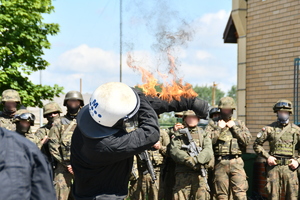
[80,78,82,94]
[119,0,123,82]
[39,71,43,127]
[212,82,217,106]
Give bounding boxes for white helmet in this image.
[77,82,140,138]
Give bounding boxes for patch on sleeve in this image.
[257,132,263,138]
[171,134,175,139]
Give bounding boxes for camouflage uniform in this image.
[135,129,170,200]
[36,102,62,165]
[170,111,213,200]
[128,155,140,200]
[205,97,251,200]
[48,91,84,200]
[253,100,300,200]
[0,89,21,131]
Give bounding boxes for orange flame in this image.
[127,52,198,102]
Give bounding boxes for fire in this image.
[127,52,198,102]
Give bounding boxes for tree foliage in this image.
[193,85,225,106]
[227,85,237,101]
[0,0,63,107]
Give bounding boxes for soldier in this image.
[209,106,220,122]
[253,99,300,200]
[205,97,251,200]
[170,110,213,200]
[163,112,183,200]
[36,102,62,163]
[135,129,170,200]
[0,89,21,131]
[48,91,84,200]
[12,109,39,146]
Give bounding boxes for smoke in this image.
[125,0,196,100]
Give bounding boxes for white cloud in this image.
[195,50,213,60]
[29,9,236,96]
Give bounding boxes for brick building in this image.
[223,0,300,197]
[224,0,300,153]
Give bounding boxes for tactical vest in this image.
[270,124,297,157]
[180,126,204,150]
[214,120,243,156]
[0,116,15,131]
[149,134,165,166]
[60,119,77,162]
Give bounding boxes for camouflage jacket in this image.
[0,111,16,131]
[19,129,40,147]
[205,118,251,156]
[48,116,77,167]
[35,123,52,152]
[137,129,170,172]
[253,121,300,160]
[170,126,213,173]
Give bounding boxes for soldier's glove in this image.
[184,156,200,171]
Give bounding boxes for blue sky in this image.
[29,0,237,94]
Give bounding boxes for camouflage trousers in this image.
[54,163,74,200]
[128,179,139,200]
[173,172,210,200]
[134,167,163,200]
[213,157,248,200]
[266,164,298,200]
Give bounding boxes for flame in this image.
[127,52,198,102]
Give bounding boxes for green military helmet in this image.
[218,97,236,110]
[1,89,21,103]
[13,109,35,126]
[43,102,63,117]
[182,110,197,118]
[209,106,220,118]
[273,99,293,114]
[63,91,84,106]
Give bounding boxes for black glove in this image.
[192,98,209,119]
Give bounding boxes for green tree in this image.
[227,85,237,101]
[0,0,63,107]
[193,85,225,106]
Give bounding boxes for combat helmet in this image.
[273,99,293,114]
[1,89,21,104]
[218,97,236,110]
[63,91,84,106]
[43,102,63,117]
[13,109,35,126]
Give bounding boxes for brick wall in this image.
[246,0,300,153]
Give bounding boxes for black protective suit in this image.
[71,91,208,200]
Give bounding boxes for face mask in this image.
[221,112,232,122]
[16,122,30,134]
[212,117,219,122]
[67,105,80,115]
[277,113,290,124]
[46,115,60,124]
[4,106,17,114]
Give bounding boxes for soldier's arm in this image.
[230,120,252,146]
[48,124,63,164]
[169,134,189,164]
[159,129,170,156]
[204,121,221,145]
[196,132,213,164]
[253,127,270,159]
[35,128,46,149]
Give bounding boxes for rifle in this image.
[138,150,159,189]
[179,128,208,178]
